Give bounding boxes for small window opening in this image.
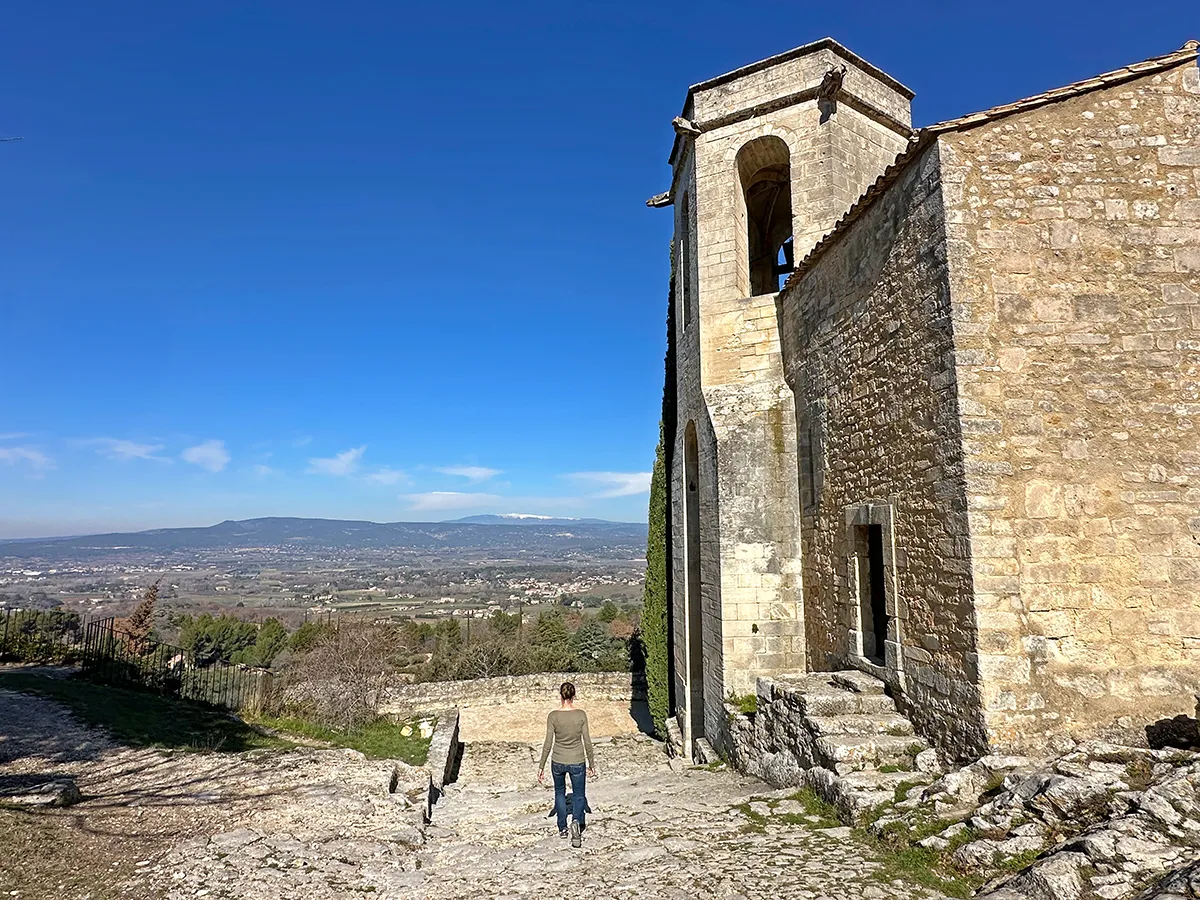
[864,524,889,665]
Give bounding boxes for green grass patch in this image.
[852,812,989,899]
[1125,758,1154,791]
[872,845,981,899]
[727,692,757,716]
[250,714,431,765]
[0,672,290,753]
[978,772,1007,802]
[893,779,925,803]
[995,848,1042,873]
[786,786,842,828]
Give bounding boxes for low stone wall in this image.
[381,672,645,716]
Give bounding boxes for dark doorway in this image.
[867,524,888,665]
[684,422,705,740]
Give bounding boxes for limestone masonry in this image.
[653,37,1200,762]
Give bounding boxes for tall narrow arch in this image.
[683,420,704,742]
[736,136,793,297]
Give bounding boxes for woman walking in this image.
[537,681,596,848]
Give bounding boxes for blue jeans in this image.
[551,761,586,832]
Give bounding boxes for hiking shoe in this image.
[559,829,569,839]
[569,820,581,848]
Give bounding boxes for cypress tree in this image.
[642,422,670,736]
[640,238,678,738]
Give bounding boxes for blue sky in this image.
[1,1,1193,537]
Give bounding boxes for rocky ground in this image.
[862,741,1200,900]
[1,686,949,900]
[12,675,1196,900]
[0,689,429,900]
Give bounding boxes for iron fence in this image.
[80,617,273,713]
[0,607,85,663]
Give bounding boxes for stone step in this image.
[829,670,887,696]
[805,713,915,738]
[814,733,928,775]
[767,674,897,717]
[801,686,896,717]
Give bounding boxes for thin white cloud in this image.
[401,491,506,512]
[436,465,501,482]
[307,446,366,476]
[366,467,410,486]
[251,464,278,478]
[0,432,30,441]
[181,439,231,473]
[565,471,652,498]
[83,438,169,462]
[292,435,313,447]
[0,446,53,470]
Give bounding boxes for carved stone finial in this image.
[672,116,701,137]
[818,66,848,103]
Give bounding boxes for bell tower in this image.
[653,38,914,759]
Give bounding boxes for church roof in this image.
[783,39,1200,288]
[687,36,914,101]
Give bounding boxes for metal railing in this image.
[80,617,274,713]
[0,607,85,663]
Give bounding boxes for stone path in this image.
[413,736,948,900]
[1,686,949,899]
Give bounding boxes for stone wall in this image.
[380,671,644,716]
[778,142,990,761]
[941,55,1200,752]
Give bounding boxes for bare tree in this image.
[289,621,406,730]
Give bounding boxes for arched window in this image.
[736,136,793,296]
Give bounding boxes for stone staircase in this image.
[792,670,926,774]
[732,669,941,823]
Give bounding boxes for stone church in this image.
[652,37,1200,762]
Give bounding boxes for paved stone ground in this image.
[413,736,949,900]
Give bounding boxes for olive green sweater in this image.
[539,708,595,768]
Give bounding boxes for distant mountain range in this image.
[0,516,647,561]
[448,514,619,526]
